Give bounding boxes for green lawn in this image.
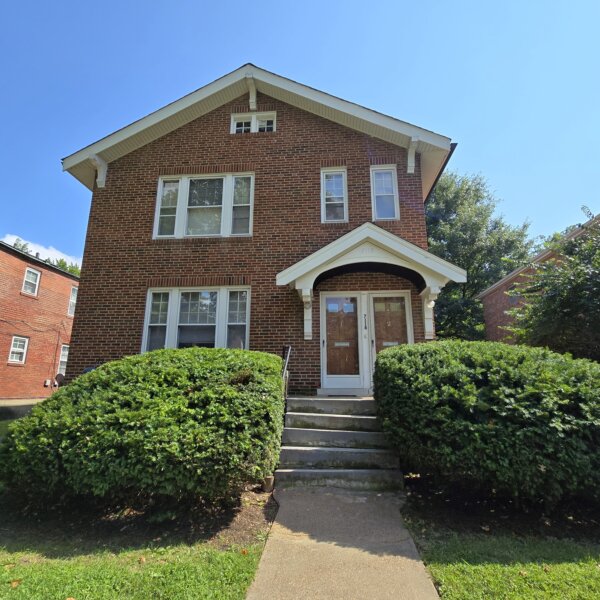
[403,481,600,600]
[0,490,273,600]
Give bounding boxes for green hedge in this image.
[0,348,284,505]
[374,341,600,507]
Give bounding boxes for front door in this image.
[320,291,413,392]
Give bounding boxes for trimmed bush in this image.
[374,341,600,507]
[0,348,284,505]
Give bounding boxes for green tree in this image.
[426,172,532,339]
[510,214,600,360]
[12,238,30,253]
[49,257,81,277]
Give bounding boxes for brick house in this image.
[0,242,78,400]
[478,216,598,341]
[62,64,466,395]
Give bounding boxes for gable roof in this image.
[276,222,467,290]
[0,241,80,282]
[62,64,454,200]
[477,215,599,299]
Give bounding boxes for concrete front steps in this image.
[275,396,403,491]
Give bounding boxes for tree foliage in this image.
[510,215,600,361]
[426,173,532,339]
[11,238,80,276]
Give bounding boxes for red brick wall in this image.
[0,249,78,399]
[68,92,428,392]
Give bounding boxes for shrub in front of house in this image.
[0,348,284,506]
[374,341,600,507]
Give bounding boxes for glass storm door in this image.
[322,295,363,389]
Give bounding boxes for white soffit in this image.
[62,64,453,196]
[276,222,467,288]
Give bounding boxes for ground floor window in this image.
[143,287,250,352]
[58,344,69,375]
[8,336,29,364]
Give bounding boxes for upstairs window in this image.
[154,174,254,238]
[22,267,40,296]
[230,112,276,134]
[143,288,249,351]
[68,286,78,316]
[370,165,399,220]
[321,168,348,223]
[9,336,29,364]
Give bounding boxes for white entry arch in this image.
[276,223,466,340]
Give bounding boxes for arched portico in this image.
[276,223,466,341]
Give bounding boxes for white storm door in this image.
[321,294,364,389]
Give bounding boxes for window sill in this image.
[153,234,253,241]
[20,291,39,299]
[6,362,26,367]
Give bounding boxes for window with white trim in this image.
[321,168,348,223]
[68,286,78,316]
[230,112,276,134]
[22,268,41,295]
[154,174,254,238]
[370,165,399,220]
[8,336,29,364]
[58,344,69,375]
[143,288,250,351]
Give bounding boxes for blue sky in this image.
[1,1,598,263]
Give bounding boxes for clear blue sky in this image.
[1,1,598,262]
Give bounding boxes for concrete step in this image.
[287,397,376,416]
[282,427,390,449]
[280,446,399,469]
[275,468,404,491]
[285,412,380,432]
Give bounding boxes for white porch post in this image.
[420,286,440,340]
[298,288,313,340]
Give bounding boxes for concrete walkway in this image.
[247,488,439,600]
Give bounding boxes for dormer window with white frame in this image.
[154,173,254,238]
[230,112,276,134]
[321,168,348,223]
[22,267,41,296]
[370,165,400,221]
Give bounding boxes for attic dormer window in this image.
[231,112,276,134]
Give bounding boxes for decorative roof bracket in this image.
[407,137,418,174]
[89,154,108,188]
[246,74,257,111]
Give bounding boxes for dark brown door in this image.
[325,296,360,375]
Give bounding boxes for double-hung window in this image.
[154,174,254,238]
[68,286,78,316]
[230,112,276,133]
[9,336,29,364]
[22,268,40,296]
[370,165,399,220]
[143,288,250,351]
[58,344,69,375]
[321,168,348,223]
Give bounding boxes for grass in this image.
[403,476,600,600]
[0,489,275,600]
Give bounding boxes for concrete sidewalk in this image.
[247,487,439,600]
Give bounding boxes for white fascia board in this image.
[252,69,451,151]
[276,223,466,287]
[62,64,452,183]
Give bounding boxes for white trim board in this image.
[62,64,453,200]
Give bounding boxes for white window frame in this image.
[58,344,69,375]
[8,336,29,364]
[370,165,400,221]
[22,267,41,296]
[153,173,254,239]
[68,286,78,316]
[230,112,276,134]
[141,287,251,352]
[320,167,348,223]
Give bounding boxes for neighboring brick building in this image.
[62,64,466,395]
[0,242,79,400]
[478,216,598,341]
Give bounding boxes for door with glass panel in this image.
[321,295,363,389]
